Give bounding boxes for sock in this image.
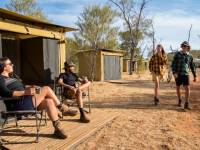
[79,108,84,116]
[57,103,62,109]
[52,119,59,127]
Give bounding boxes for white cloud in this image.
[43,1,200,51]
[49,13,77,27]
[153,10,200,51]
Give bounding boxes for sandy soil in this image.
[76,71,200,150]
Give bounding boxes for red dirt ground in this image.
[76,71,200,150]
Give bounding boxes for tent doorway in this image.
[0,32,59,85]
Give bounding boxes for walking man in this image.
[171,41,197,109]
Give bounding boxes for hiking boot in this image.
[52,120,67,139]
[80,114,90,123]
[58,103,78,116]
[184,102,192,110]
[79,108,90,123]
[154,97,159,106]
[178,99,182,107]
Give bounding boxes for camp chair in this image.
[54,77,91,114]
[0,96,47,144]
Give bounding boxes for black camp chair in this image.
[0,96,47,144]
[54,77,91,115]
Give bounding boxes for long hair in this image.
[156,44,165,56]
[0,57,9,74]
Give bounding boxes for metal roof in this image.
[0,8,77,32]
[77,49,126,54]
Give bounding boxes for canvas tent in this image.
[0,8,76,122]
[0,8,76,85]
[77,49,124,81]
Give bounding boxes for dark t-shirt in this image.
[0,75,24,97]
[0,75,34,111]
[59,72,79,86]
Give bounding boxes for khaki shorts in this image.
[63,88,86,99]
[152,73,164,81]
[63,89,76,99]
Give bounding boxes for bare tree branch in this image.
[188,24,193,43]
[151,24,156,55]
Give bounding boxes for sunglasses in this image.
[181,45,189,48]
[5,62,14,66]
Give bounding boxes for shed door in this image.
[104,55,121,80]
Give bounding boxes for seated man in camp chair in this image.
[0,57,77,139]
[58,62,91,123]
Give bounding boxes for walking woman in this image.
[149,44,167,105]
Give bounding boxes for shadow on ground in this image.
[89,80,200,112]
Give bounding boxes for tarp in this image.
[2,38,21,75]
[0,36,59,85]
[43,38,59,84]
[20,37,44,84]
[20,37,59,84]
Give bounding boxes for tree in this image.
[187,24,193,43]
[74,5,119,50]
[110,0,152,74]
[6,0,48,21]
[119,30,143,57]
[74,5,119,80]
[65,38,79,64]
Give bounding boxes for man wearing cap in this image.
[58,61,91,123]
[171,41,197,109]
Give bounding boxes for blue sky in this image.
[1,0,200,51]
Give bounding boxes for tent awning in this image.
[0,8,77,32]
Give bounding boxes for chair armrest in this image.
[0,97,22,101]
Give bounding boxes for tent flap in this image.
[43,38,59,84]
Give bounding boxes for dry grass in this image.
[76,71,200,150]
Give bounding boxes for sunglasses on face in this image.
[5,62,14,66]
[181,45,189,48]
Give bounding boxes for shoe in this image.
[154,97,159,106]
[53,120,67,139]
[79,109,90,123]
[184,102,192,110]
[178,99,182,107]
[58,104,78,116]
[80,114,90,123]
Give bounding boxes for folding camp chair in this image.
[54,77,91,114]
[0,96,47,144]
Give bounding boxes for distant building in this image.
[77,49,124,81]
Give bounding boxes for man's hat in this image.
[181,41,190,47]
[63,61,75,69]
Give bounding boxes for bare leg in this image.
[176,86,181,100]
[37,98,59,121]
[154,77,160,98]
[78,81,91,91]
[184,85,190,102]
[75,89,90,123]
[34,86,61,107]
[75,89,83,108]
